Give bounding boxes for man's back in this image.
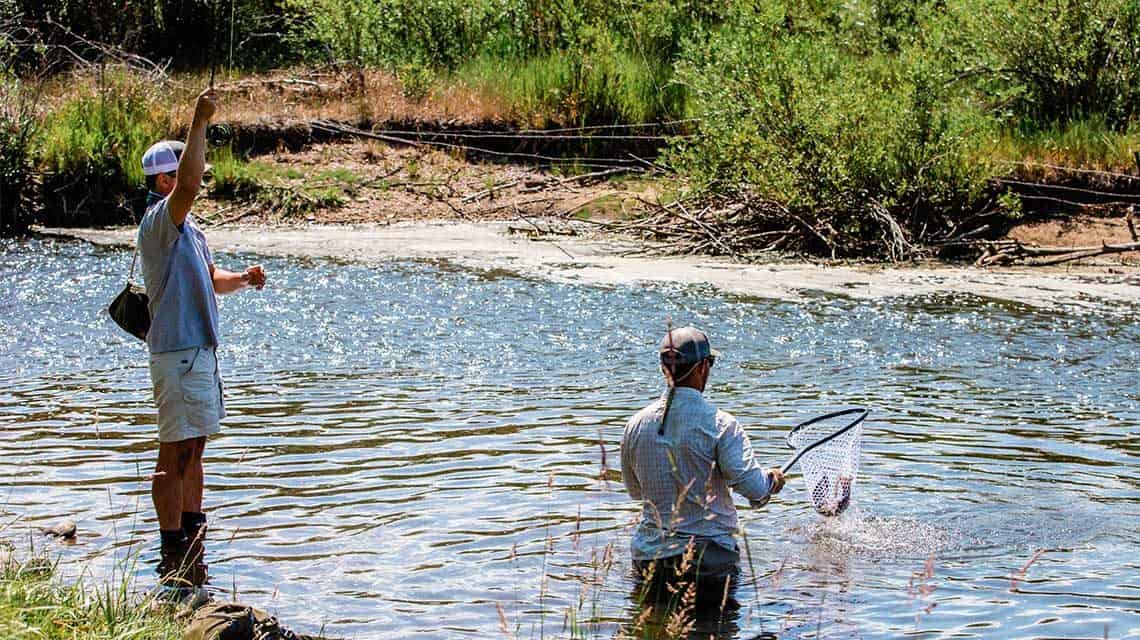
[621,387,772,561]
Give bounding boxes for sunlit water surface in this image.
[1,238,1137,639]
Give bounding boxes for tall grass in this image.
[0,72,38,235]
[0,552,180,640]
[990,117,1140,170]
[301,0,705,124]
[36,69,169,226]
[458,51,682,126]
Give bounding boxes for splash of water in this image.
[800,508,958,559]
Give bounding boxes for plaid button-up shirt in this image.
[621,387,774,561]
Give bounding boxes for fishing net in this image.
[785,410,866,517]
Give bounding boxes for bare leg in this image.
[182,436,206,514]
[152,440,194,531]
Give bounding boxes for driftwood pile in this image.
[586,192,918,262]
[975,209,1140,266]
[585,197,777,261]
[583,192,1140,266]
[974,239,1140,266]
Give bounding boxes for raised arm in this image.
[167,89,216,227]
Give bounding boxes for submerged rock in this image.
[40,518,77,539]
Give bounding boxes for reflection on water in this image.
[1,237,1138,639]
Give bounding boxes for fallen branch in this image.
[310,120,420,148]
[519,167,638,193]
[221,77,335,96]
[462,179,523,203]
[674,202,741,262]
[976,239,1140,267]
[215,206,260,226]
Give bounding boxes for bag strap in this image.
[128,246,139,282]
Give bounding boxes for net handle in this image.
[779,407,868,474]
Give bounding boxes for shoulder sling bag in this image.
[107,246,150,341]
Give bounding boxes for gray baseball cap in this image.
[659,326,721,366]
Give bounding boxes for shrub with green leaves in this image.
[670,2,996,257]
[37,71,169,226]
[943,0,1140,129]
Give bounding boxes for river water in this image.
[1,237,1137,639]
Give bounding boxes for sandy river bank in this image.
[37,222,1140,307]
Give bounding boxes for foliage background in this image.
[2,0,1139,253]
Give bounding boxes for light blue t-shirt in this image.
[137,194,220,353]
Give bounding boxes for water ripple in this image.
[1,237,1137,639]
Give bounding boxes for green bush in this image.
[670,2,996,257]
[36,71,169,226]
[302,0,500,68]
[945,0,1140,129]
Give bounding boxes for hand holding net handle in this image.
[779,407,869,474]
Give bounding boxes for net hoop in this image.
[782,407,868,517]
[781,407,868,473]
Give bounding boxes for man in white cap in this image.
[137,87,266,583]
[621,326,785,594]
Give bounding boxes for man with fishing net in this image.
[137,87,266,586]
[620,326,786,594]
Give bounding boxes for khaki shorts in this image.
[149,346,225,443]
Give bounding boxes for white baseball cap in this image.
[141,140,184,176]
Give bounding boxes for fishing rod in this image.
[208,0,218,88]
[205,0,234,147]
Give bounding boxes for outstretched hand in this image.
[767,468,786,494]
[242,264,266,290]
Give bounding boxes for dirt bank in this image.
[39,222,1140,308]
[195,140,644,227]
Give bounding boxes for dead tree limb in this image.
[462,179,522,203]
[519,167,638,193]
[976,239,1140,266]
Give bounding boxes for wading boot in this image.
[182,512,209,586]
[157,530,189,587]
[158,530,208,588]
[182,511,207,544]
